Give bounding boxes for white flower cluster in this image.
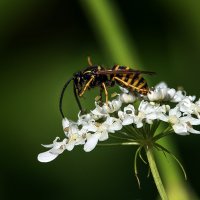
[38,83,200,162]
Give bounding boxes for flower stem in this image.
[145,145,168,200]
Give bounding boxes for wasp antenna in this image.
[87,56,93,66]
[59,77,73,118]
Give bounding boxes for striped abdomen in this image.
[111,65,149,95]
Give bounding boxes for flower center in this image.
[168,115,179,124]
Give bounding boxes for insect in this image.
[59,57,155,118]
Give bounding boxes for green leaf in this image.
[109,133,135,141]
[134,146,142,188]
[155,143,187,180]
[152,130,173,142]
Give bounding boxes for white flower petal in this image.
[118,111,124,120]
[84,123,97,132]
[41,137,60,148]
[122,116,134,125]
[146,119,153,124]
[188,127,200,134]
[41,143,54,148]
[181,116,200,125]
[91,108,104,116]
[78,113,92,125]
[155,82,168,89]
[109,121,122,132]
[84,133,100,152]
[172,91,185,102]
[172,123,188,135]
[119,86,129,93]
[168,89,176,98]
[62,118,69,129]
[66,141,76,151]
[169,107,181,118]
[37,151,59,163]
[111,98,122,111]
[157,114,168,122]
[124,104,135,113]
[146,113,157,120]
[104,117,122,129]
[99,131,109,141]
[120,93,135,103]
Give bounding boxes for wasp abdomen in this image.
[111,65,149,95]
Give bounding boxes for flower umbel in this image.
[38,82,200,161]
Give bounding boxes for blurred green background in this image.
[1,0,200,199]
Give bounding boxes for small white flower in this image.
[136,101,168,128]
[168,107,200,135]
[111,97,123,111]
[38,137,67,163]
[118,104,136,125]
[81,121,97,132]
[78,113,93,125]
[119,86,136,103]
[66,133,85,151]
[64,122,79,137]
[62,117,80,138]
[171,90,185,102]
[148,82,176,102]
[178,96,195,114]
[83,116,122,152]
[104,116,122,133]
[88,121,109,140]
[91,102,110,117]
[120,93,136,103]
[92,98,122,116]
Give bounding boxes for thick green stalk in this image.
[79,0,139,65]
[146,146,168,200]
[155,137,198,200]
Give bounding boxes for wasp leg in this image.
[114,77,148,94]
[97,87,103,106]
[87,56,93,66]
[73,82,83,113]
[95,95,101,102]
[59,77,73,118]
[102,82,108,105]
[79,76,94,97]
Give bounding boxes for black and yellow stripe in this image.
[111,65,149,95]
[120,66,129,81]
[132,75,148,94]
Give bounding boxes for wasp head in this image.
[73,71,85,94]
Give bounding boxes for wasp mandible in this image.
[59,57,155,118]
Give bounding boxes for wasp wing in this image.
[96,69,156,75]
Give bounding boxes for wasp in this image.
[59,57,155,118]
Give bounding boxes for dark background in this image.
[1,0,200,199]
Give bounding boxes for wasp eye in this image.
[84,74,91,79]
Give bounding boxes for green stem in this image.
[98,142,140,146]
[145,146,168,200]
